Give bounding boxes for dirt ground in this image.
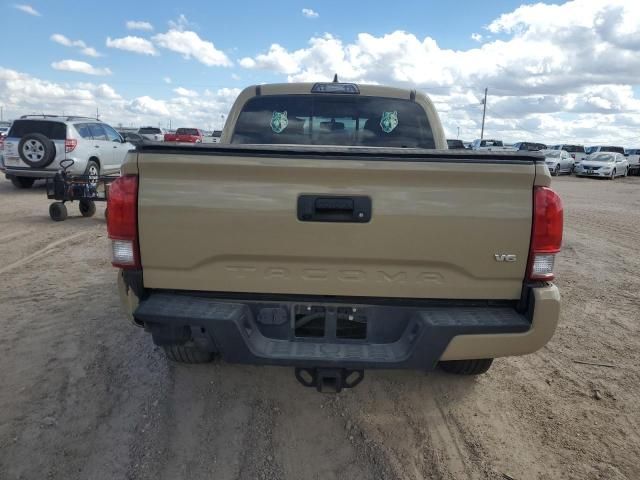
[0,175,638,480]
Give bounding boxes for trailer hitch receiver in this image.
[295,367,364,393]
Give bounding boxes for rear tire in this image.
[163,343,214,364]
[439,358,493,375]
[10,176,35,189]
[49,202,68,222]
[85,160,100,186]
[79,199,96,217]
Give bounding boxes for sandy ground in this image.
[0,175,638,480]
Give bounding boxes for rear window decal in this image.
[270,111,288,133]
[380,111,398,133]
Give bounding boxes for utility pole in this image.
[96,106,100,120]
[457,126,460,139]
[480,87,488,140]
[1,106,3,121]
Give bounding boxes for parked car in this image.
[2,115,133,189]
[119,131,145,146]
[551,144,587,163]
[470,139,514,151]
[0,136,5,173]
[513,142,546,151]
[164,128,204,143]
[137,127,166,142]
[624,148,640,176]
[446,139,467,149]
[575,152,628,179]
[0,127,8,173]
[543,149,574,176]
[211,130,222,144]
[110,81,562,390]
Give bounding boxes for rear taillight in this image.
[107,175,140,269]
[527,186,563,281]
[65,138,77,153]
[0,137,5,151]
[570,153,575,159]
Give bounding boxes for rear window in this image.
[562,145,585,153]
[599,146,625,154]
[480,140,503,147]
[176,128,199,135]
[447,139,465,149]
[516,142,545,151]
[8,120,67,140]
[139,127,161,134]
[231,95,435,148]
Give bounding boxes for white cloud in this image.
[106,36,158,56]
[153,28,232,67]
[174,87,198,97]
[50,34,74,47]
[128,96,170,116]
[471,33,482,42]
[51,34,101,57]
[302,8,319,18]
[126,20,153,31]
[51,60,112,76]
[164,76,172,84]
[14,4,40,16]
[168,14,191,31]
[237,0,640,144]
[0,67,240,130]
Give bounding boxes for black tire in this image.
[552,164,560,176]
[85,160,100,185]
[49,202,68,222]
[609,169,615,180]
[18,133,56,168]
[79,199,96,217]
[439,358,493,375]
[10,176,36,189]
[163,343,214,364]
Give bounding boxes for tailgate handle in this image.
[298,195,371,223]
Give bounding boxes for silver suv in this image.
[2,115,133,189]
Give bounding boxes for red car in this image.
[164,128,204,143]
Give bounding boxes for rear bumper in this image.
[121,273,560,369]
[4,161,87,178]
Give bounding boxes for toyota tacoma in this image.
[109,82,562,392]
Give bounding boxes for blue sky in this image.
[2,0,523,99]
[1,0,639,144]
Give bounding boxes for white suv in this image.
[137,126,166,141]
[2,115,133,189]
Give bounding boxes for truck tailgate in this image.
[137,147,537,300]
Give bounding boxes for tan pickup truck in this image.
[109,82,562,392]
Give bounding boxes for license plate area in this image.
[294,305,326,338]
[294,305,368,340]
